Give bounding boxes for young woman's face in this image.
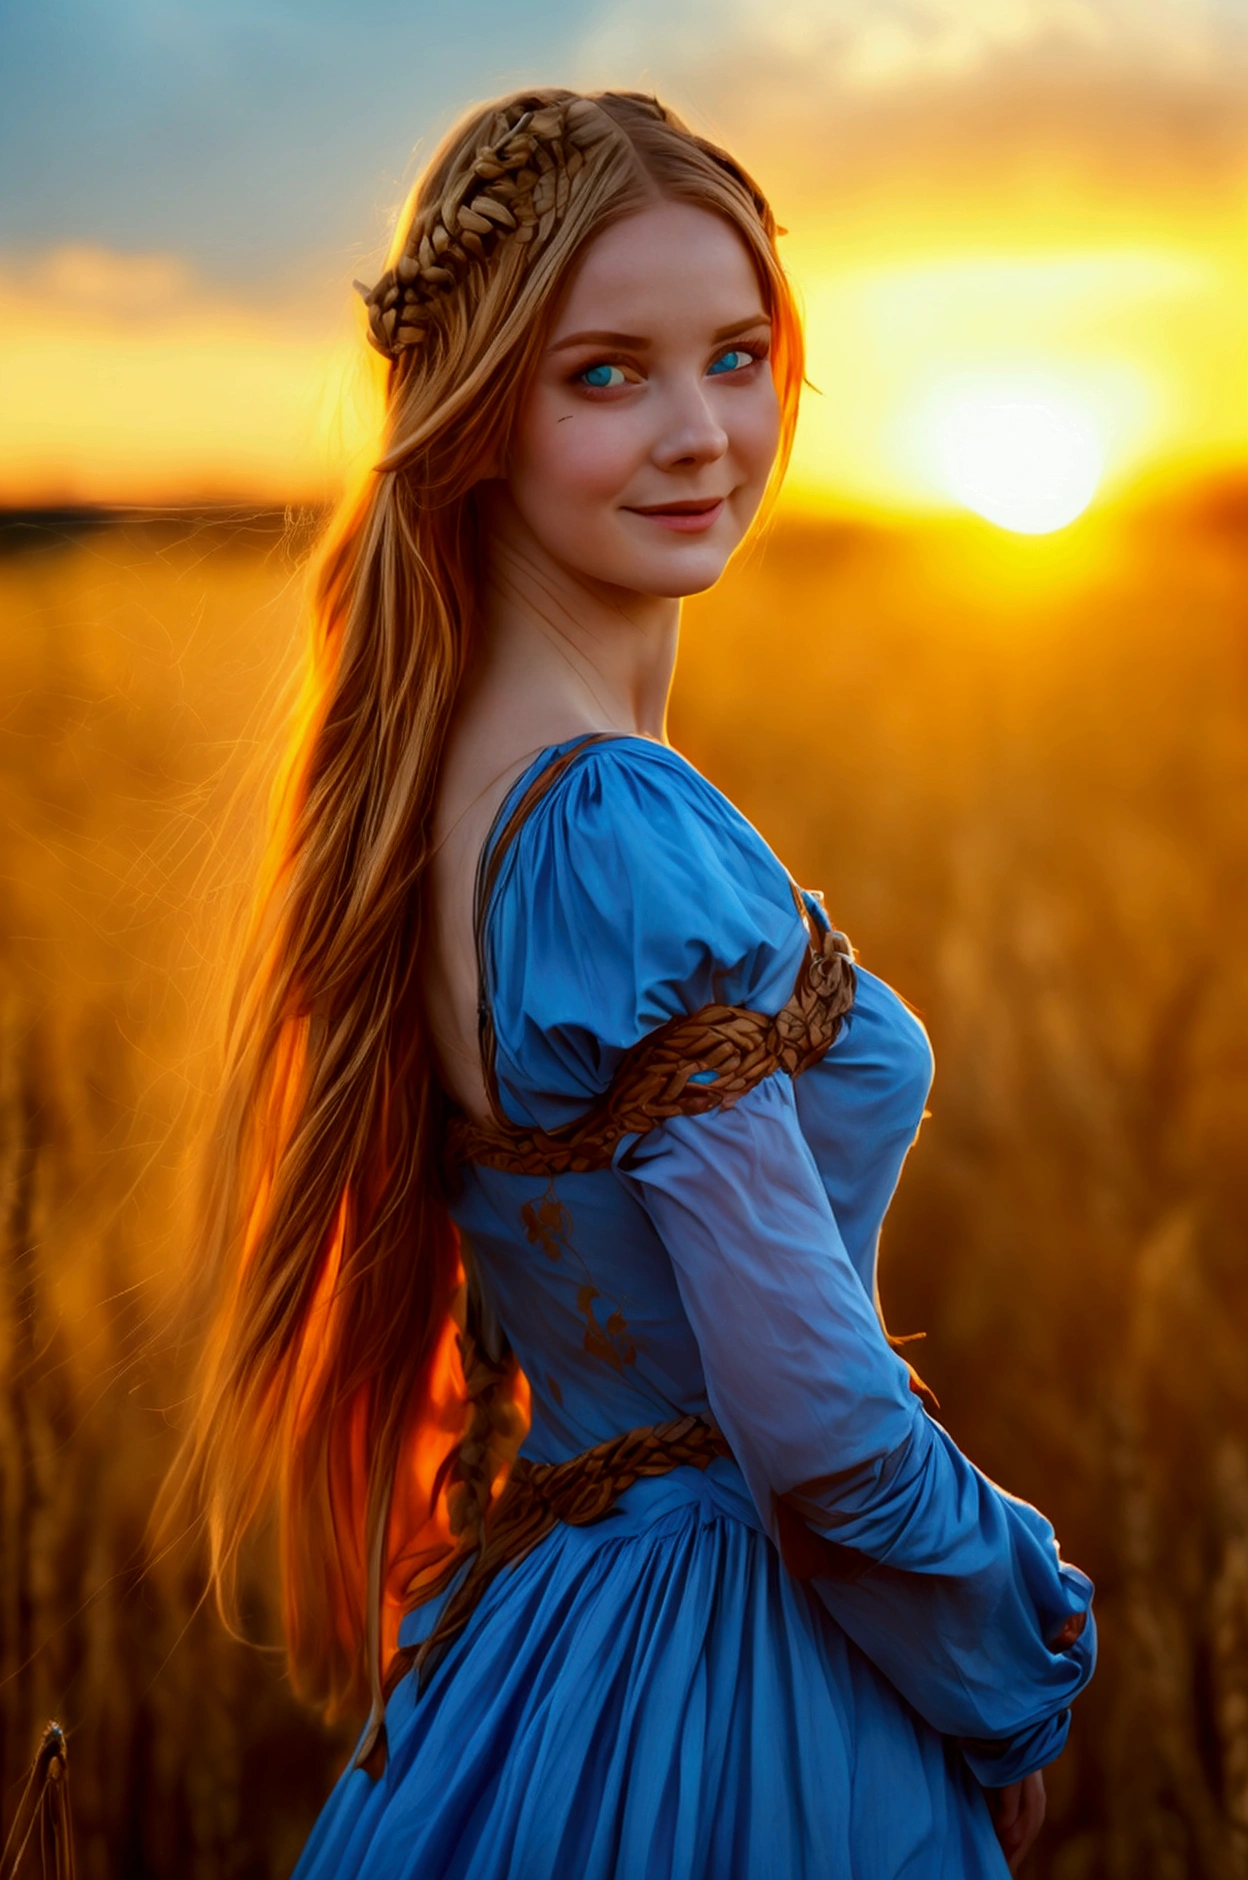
[503,200,782,599]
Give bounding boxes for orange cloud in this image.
[0,246,381,507]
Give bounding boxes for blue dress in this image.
[292,732,1096,1880]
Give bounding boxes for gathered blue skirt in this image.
[291,1457,1009,1880]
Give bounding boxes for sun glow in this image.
[916,378,1107,533]
[783,242,1232,519]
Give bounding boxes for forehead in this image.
[550,201,765,338]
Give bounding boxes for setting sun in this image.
[915,377,1107,533]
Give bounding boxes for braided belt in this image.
[357,1376,936,1779]
[356,1414,730,1776]
[445,918,856,1176]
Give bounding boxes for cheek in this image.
[511,394,639,516]
[734,379,782,481]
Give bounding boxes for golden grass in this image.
[1,491,1246,1875]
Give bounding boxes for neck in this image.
[468,483,680,747]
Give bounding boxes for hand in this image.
[1050,1609,1086,1650]
[988,1770,1046,1873]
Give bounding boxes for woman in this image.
[168,88,1096,1878]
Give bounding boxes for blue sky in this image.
[0,0,594,282]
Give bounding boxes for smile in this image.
[623,497,726,534]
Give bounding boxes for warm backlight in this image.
[918,379,1106,533]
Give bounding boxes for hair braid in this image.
[355,95,613,360]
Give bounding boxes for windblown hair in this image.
[160,87,806,1731]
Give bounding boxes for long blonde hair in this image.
[162,87,806,1728]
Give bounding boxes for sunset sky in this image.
[3,0,1247,519]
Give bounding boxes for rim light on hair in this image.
[156,86,807,1749]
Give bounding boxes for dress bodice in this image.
[437,731,1094,1791]
[444,733,931,1463]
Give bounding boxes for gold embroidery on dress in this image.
[577,1284,637,1372]
[520,1179,574,1260]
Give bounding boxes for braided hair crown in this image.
[354,90,778,366]
[355,92,619,362]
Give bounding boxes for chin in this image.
[658,567,730,599]
[622,549,736,600]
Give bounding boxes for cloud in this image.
[579,0,1237,95]
[572,0,1248,215]
[0,246,379,506]
[8,246,197,320]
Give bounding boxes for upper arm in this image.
[482,740,814,1134]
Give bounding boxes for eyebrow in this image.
[547,314,771,354]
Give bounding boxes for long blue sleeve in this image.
[611,1076,1096,1785]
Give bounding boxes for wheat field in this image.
[1,494,1246,1877]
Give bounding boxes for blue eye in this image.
[707,349,756,377]
[581,363,627,389]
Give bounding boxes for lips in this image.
[623,496,727,533]
[626,498,725,515]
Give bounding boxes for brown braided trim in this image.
[355,1414,729,1774]
[394,1416,729,1697]
[364,1377,936,1747]
[445,916,856,1176]
[354,1365,939,1775]
[354,96,611,360]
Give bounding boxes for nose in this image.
[650,373,729,472]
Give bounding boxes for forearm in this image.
[617,1076,1096,1752]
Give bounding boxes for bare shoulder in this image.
[419,712,613,1120]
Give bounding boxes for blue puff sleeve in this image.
[484,737,813,1134]
[485,737,1096,1787]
